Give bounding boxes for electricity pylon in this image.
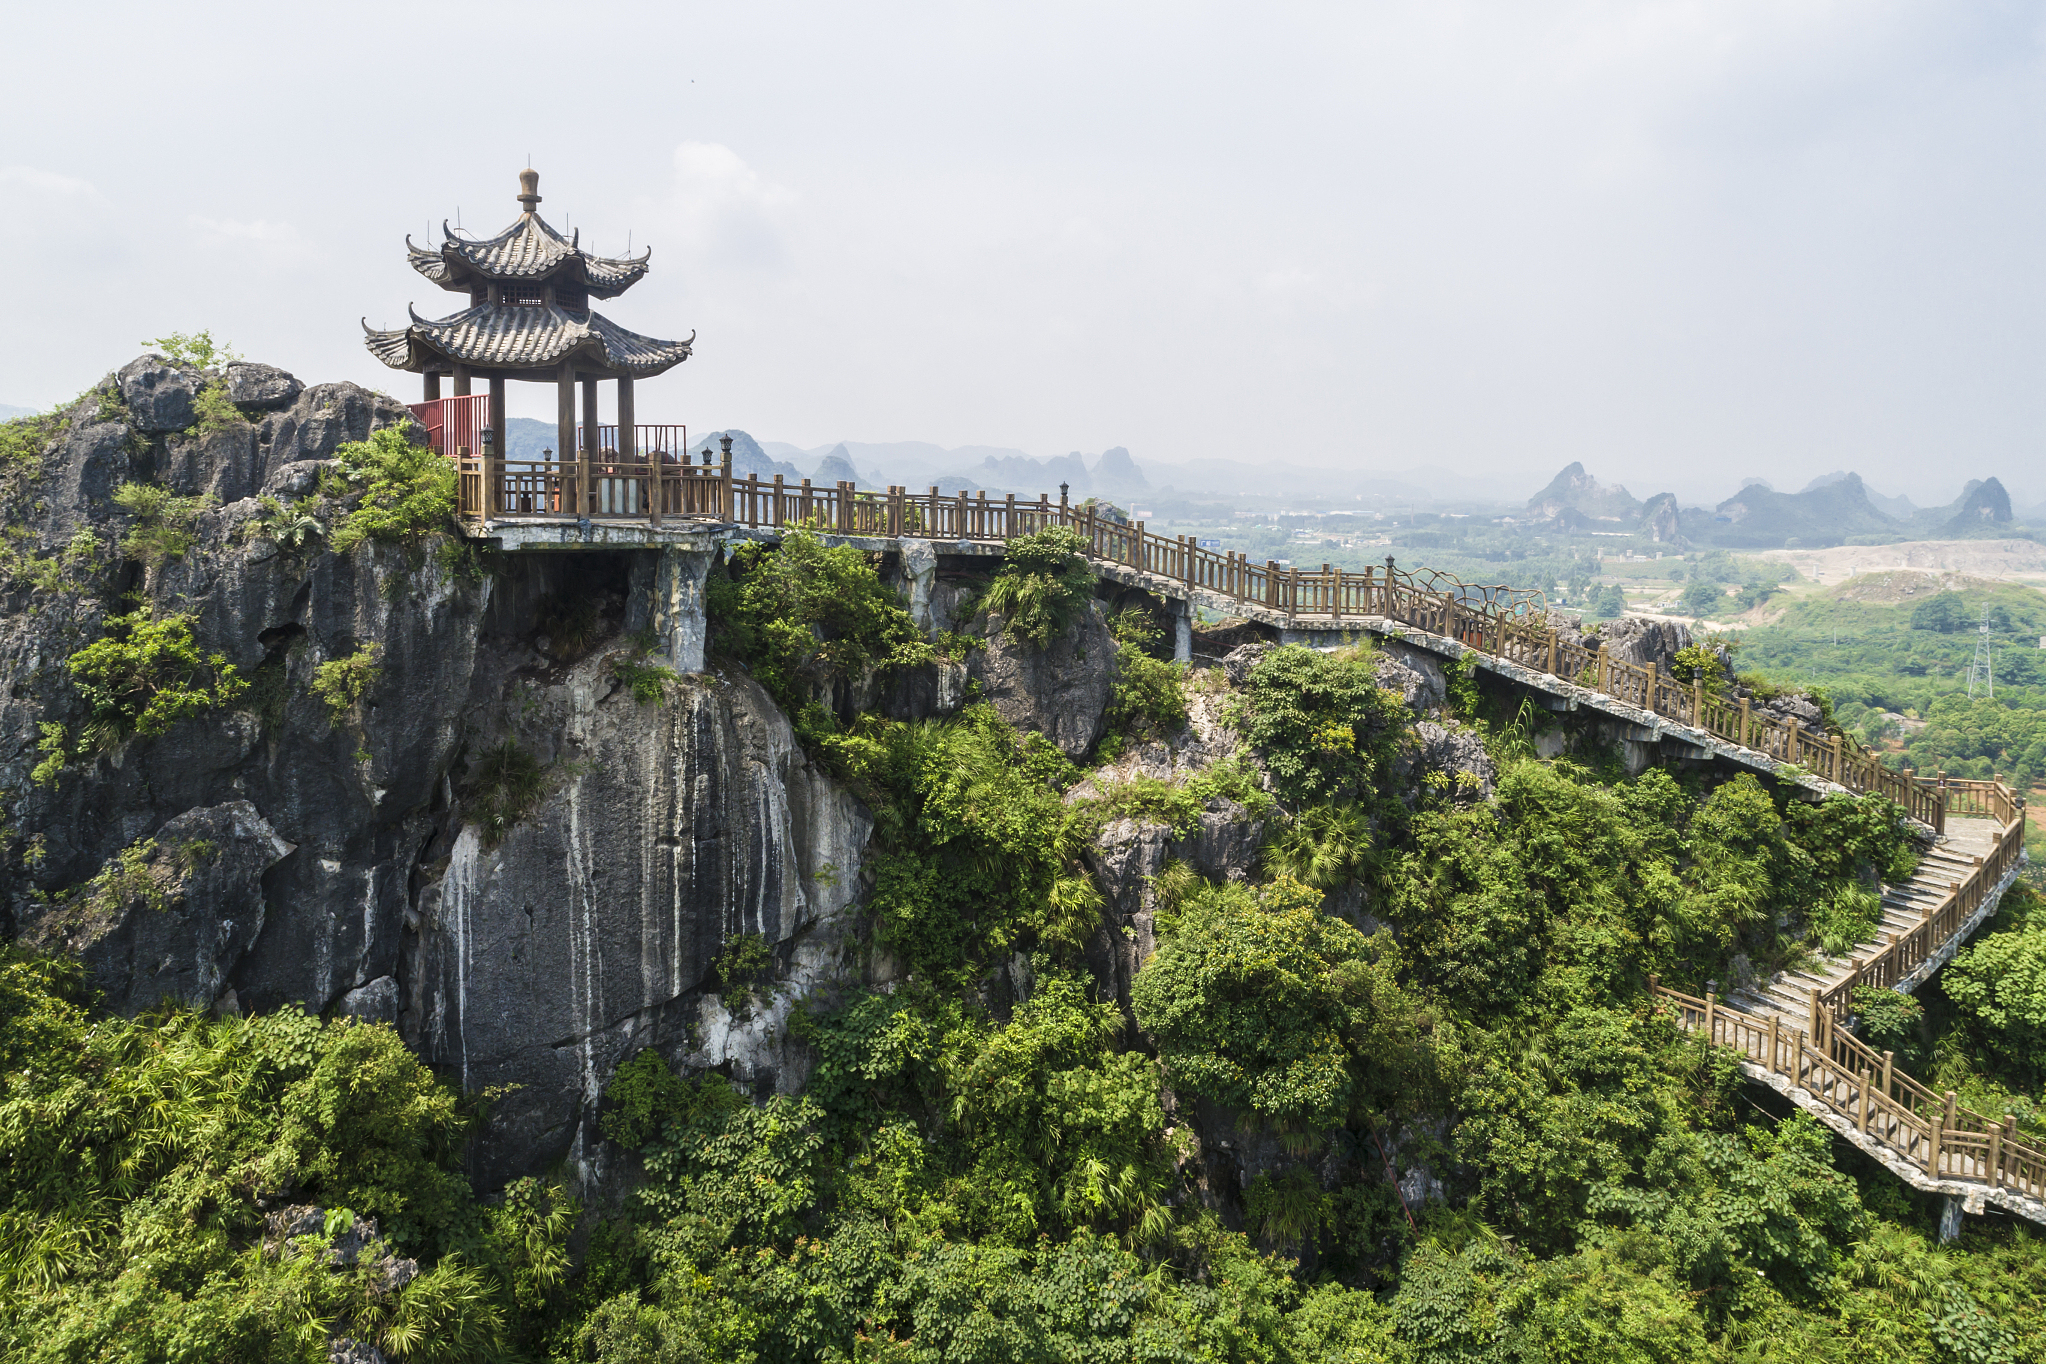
[1967,609,1994,699]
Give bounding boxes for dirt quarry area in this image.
[1753,539,2046,587]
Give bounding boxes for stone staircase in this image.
[1724,817,2008,1029]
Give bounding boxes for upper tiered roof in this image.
[406,170,650,299]
[363,169,693,381]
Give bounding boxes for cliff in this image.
[0,357,888,1184]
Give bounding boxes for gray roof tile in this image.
[362,303,693,378]
[406,212,650,298]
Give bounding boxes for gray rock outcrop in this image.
[1592,615,1691,672]
[970,600,1117,758]
[1,358,877,1188]
[116,356,202,433]
[1398,720,1497,805]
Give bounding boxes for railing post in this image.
[1739,695,1751,749]
[1703,990,1716,1042]
[1286,565,1299,621]
[1881,1049,1894,1098]
[1785,715,1800,766]
[1644,660,1658,715]
[1004,492,1016,540]
[1134,521,1147,573]
[1595,649,1609,694]
[1991,1118,2006,1187]
[1930,1107,1946,1177]
[1693,678,1704,727]
[1547,629,1558,676]
[1809,988,1824,1048]
[1768,1013,1781,1074]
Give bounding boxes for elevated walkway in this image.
[454,458,2035,1227]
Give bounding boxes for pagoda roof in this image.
[405,170,650,298]
[408,217,650,298]
[361,302,694,380]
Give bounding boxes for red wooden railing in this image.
[408,395,492,459]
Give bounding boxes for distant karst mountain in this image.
[1526,462,1641,523]
[0,402,36,422]
[1693,473,1895,548]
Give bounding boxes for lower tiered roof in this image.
[362,303,694,380]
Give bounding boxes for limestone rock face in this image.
[0,372,875,1187]
[420,669,870,1184]
[17,800,293,1014]
[116,356,202,433]
[970,600,1117,758]
[1596,615,1692,673]
[1399,720,1496,805]
[1374,643,1447,712]
[224,361,303,409]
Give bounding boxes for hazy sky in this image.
[5,2,2046,506]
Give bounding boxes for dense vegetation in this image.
[14,523,2046,1361]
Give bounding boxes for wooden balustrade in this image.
[441,452,2021,839]
[1653,974,2045,1203]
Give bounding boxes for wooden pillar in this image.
[1768,1014,1781,1074]
[1644,660,1658,715]
[582,376,601,514]
[453,364,472,398]
[619,376,647,524]
[1740,695,1751,749]
[485,373,506,517]
[556,361,576,512]
[424,372,442,402]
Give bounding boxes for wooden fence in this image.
[1653,972,2044,1206]
[1803,800,2026,1032]
[441,459,2028,837]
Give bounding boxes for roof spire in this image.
[517,168,541,214]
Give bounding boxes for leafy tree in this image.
[708,525,933,723]
[982,525,1098,647]
[1132,877,1429,1131]
[64,608,248,750]
[1679,579,1724,618]
[1236,644,1408,806]
[328,426,459,551]
[1911,591,1971,633]
[1946,928,2046,1080]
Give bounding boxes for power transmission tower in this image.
[1968,608,1994,699]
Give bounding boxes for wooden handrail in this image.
[441,451,2023,840]
[1652,975,2043,1208]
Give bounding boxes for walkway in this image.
[446,442,2037,1221]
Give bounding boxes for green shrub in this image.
[191,380,247,434]
[142,329,240,370]
[1133,876,1424,1131]
[983,526,1097,647]
[112,480,215,566]
[0,947,551,1361]
[709,526,932,719]
[328,426,458,551]
[243,494,325,552]
[310,643,382,725]
[1946,929,2046,1080]
[63,608,247,751]
[613,657,685,703]
[1104,608,1187,739]
[1263,800,1374,890]
[465,738,548,845]
[1236,644,1407,806]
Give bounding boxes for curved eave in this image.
[361,305,692,379]
[425,212,651,297]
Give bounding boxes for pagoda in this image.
[363,168,693,471]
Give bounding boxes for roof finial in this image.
[517,168,541,214]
